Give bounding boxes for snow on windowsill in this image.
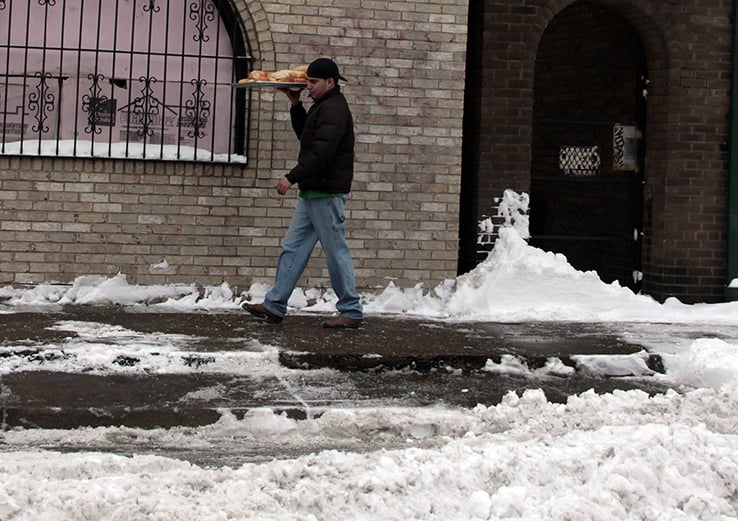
[0,139,247,163]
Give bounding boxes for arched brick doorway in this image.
[529,1,647,291]
[460,0,683,299]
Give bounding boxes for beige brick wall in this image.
[0,0,468,294]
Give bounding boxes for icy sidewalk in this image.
[0,305,715,429]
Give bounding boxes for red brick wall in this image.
[463,0,733,303]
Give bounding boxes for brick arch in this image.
[460,0,671,263]
[460,0,681,282]
[231,0,278,172]
[532,1,680,300]
[235,0,276,71]
[534,0,673,122]
[532,0,674,181]
[536,0,672,59]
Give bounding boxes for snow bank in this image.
[2,389,737,520]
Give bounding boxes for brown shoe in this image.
[242,302,283,323]
[321,316,364,329]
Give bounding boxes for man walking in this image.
[243,58,364,329]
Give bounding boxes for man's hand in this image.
[276,177,293,195]
[277,87,301,106]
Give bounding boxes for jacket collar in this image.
[314,85,340,105]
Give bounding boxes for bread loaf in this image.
[269,69,294,82]
[239,66,309,84]
[249,70,269,81]
[290,70,308,81]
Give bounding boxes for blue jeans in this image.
[263,195,363,319]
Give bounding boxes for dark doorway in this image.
[529,1,646,291]
[458,0,486,275]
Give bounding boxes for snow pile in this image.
[661,338,738,389]
[1,389,737,520]
[445,226,664,321]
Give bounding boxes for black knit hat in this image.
[307,58,347,81]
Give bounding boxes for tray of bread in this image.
[234,65,308,90]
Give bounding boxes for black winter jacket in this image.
[284,87,355,193]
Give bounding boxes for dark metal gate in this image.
[528,1,646,291]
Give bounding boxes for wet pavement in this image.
[1,306,722,430]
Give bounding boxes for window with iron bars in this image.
[0,0,252,163]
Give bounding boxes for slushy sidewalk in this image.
[1,306,678,429]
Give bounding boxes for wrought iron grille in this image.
[0,0,252,163]
[558,145,600,177]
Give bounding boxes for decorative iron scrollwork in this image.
[129,76,160,138]
[82,73,107,135]
[190,0,216,42]
[143,0,160,13]
[185,78,210,139]
[1,0,247,161]
[28,72,55,134]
